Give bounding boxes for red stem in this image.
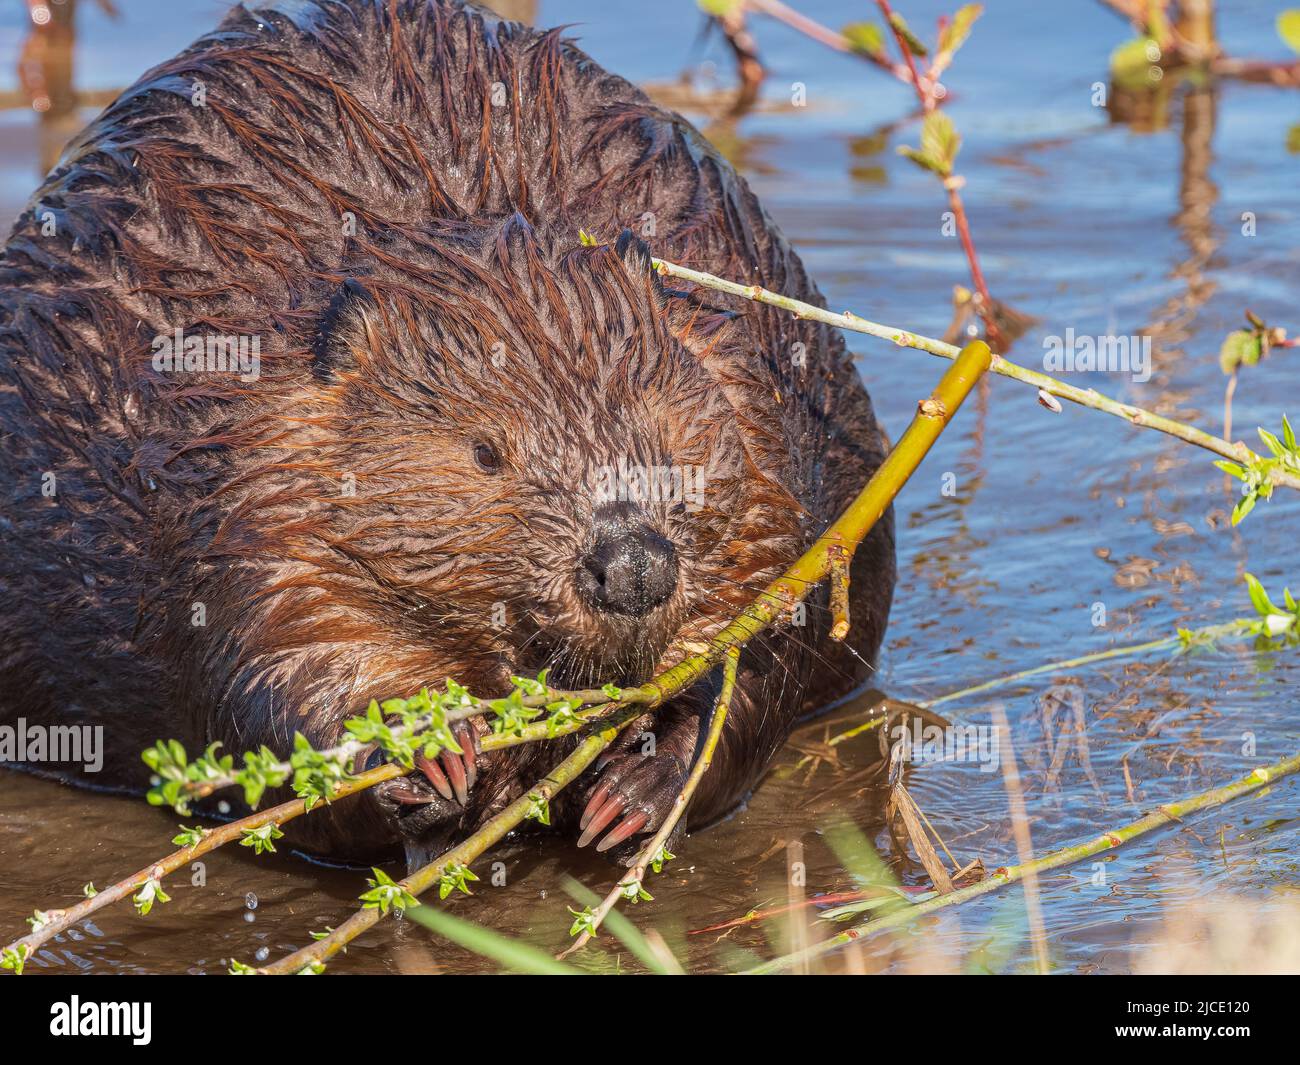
[876,0,1002,345]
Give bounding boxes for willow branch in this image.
[653,257,1300,493]
[175,685,653,801]
[872,0,1003,345]
[746,749,1300,973]
[918,619,1257,711]
[558,646,741,958]
[1,698,643,968]
[258,705,646,974]
[1,762,398,966]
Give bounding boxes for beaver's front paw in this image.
[372,767,462,838]
[363,717,485,837]
[577,746,689,857]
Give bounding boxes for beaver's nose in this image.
[578,504,678,617]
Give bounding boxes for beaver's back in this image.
[0,0,891,779]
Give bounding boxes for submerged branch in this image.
[746,749,1300,973]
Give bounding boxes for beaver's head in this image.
[253,220,803,698]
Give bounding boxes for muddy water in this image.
[2,0,1298,974]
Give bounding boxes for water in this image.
[2,0,1298,974]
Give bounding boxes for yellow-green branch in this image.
[258,704,647,974]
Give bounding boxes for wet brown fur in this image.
[0,0,894,862]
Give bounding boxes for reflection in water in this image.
[7,0,122,174]
[4,0,536,179]
[480,0,534,22]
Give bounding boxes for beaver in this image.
[0,0,895,866]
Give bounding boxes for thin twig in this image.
[2,763,397,966]
[745,0,917,86]
[879,0,1003,343]
[652,257,1300,493]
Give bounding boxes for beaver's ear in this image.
[313,278,378,382]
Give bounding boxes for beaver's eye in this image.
[473,441,502,473]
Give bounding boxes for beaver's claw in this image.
[362,717,484,840]
[577,749,688,857]
[416,718,481,805]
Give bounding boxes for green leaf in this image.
[1110,37,1162,91]
[897,146,946,175]
[239,822,284,855]
[899,112,960,177]
[359,867,419,914]
[133,877,171,917]
[1259,428,1286,459]
[1219,329,1261,375]
[921,111,960,172]
[842,21,886,57]
[1232,492,1258,526]
[1277,10,1300,55]
[563,877,684,974]
[567,905,598,939]
[888,11,929,57]
[1,944,31,976]
[1244,573,1282,619]
[406,904,581,975]
[937,4,982,58]
[619,879,653,903]
[437,862,480,900]
[524,792,551,825]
